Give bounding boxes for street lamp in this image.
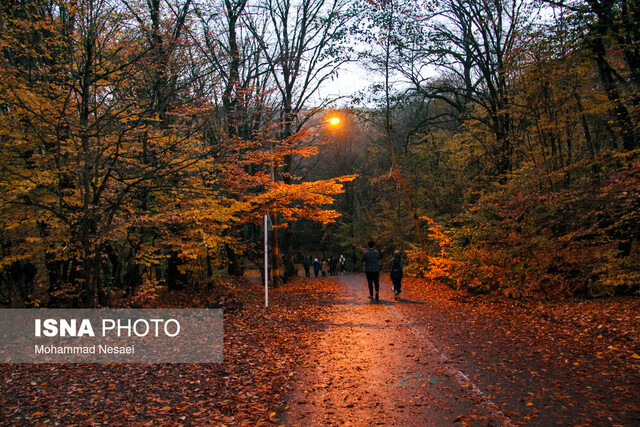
[264,111,342,303]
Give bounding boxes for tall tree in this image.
[246,0,354,281]
[544,0,640,150]
[0,0,240,305]
[392,0,534,180]
[355,0,428,253]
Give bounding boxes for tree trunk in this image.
[589,27,637,150]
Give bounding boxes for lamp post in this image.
[264,212,273,308]
[268,112,342,297]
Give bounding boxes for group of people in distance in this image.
[302,240,403,301]
[303,255,346,278]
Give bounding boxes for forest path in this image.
[280,275,640,426]
[281,275,512,426]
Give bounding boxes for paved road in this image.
[282,275,512,426]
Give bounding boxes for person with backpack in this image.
[390,251,403,300]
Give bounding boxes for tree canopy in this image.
[1,0,638,307]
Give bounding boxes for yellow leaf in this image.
[31,412,42,417]
[269,411,276,418]
[632,353,640,359]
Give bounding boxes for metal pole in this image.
[264,213,268,308]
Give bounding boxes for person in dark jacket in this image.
[361,240,381,300]
[390,251,403,300]
[313,258,321,277]
[303,257,311,278]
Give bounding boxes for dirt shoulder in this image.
[395,276,640,425]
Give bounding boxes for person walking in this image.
[313,258,321,277]
[303,256,311,278]
[321,259,328,277]
[339,254,346,275]
[362,240,381,300]
[390,251,403,300]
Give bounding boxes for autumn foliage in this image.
[316,0,640,299]
[1,0,639,305]
[0,0,353,307]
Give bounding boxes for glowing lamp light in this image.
[328,117,340,126]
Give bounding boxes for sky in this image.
[315,62,377,105]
